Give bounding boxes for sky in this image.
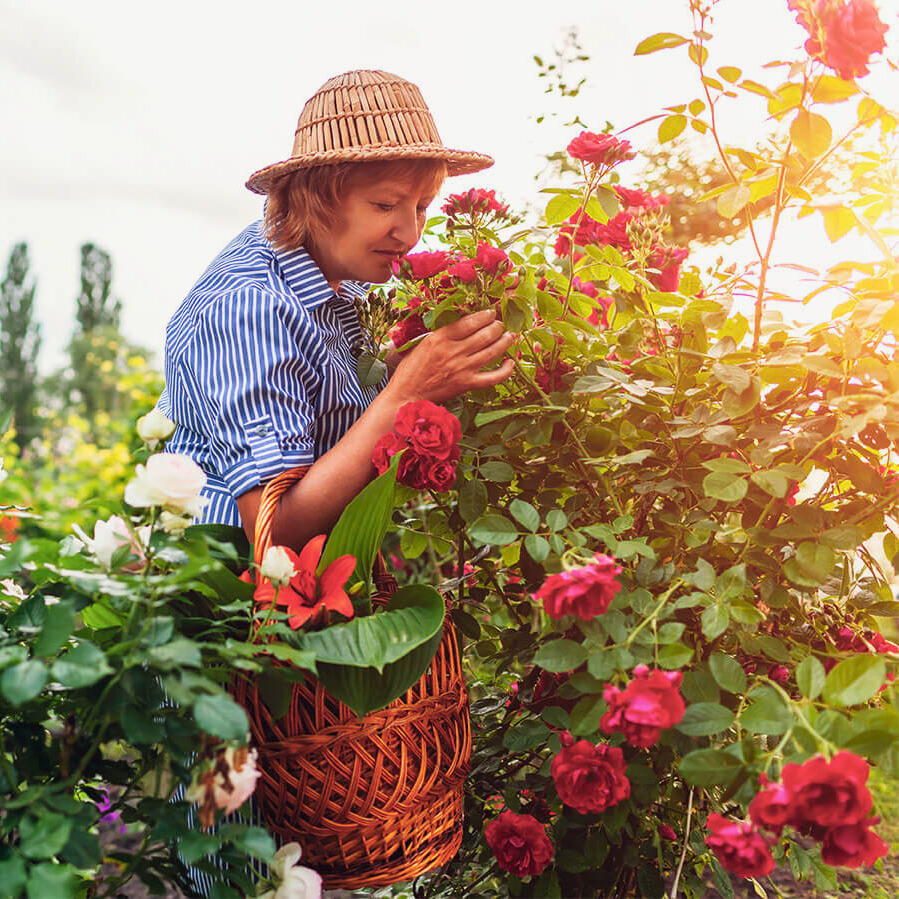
[1,0,897,374]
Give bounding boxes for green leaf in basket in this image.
[283,583,444,673]
[319,454,400,606]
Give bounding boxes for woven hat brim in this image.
[245,145,494,195]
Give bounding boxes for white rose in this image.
[257,843,322,899]
[91,515,150,570]
[1,579,26,602]
[136,408,176,445]
[214,746,260,815]
[159,511,192,535]
[124,453,208,516]
[260,546,296,588]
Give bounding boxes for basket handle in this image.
[251,466,395,594]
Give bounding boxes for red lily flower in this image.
[253,535,356,630]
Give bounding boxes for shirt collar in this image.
[269,235,370,310]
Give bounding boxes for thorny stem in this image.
[669,787,694,899]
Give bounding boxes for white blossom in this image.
[260,546,296,588]
[136,408,176,446]
[124,453,208,517]
[256,843,322,899]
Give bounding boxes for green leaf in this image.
[356,351,388,386]
[59,828,103,869]
[544,192,581,225]
[533,639,587,673]
[797,656,826,700]
[823,655,886,707]
[702,604,730,640]
[702,457,751,475]
[321,457,398,597]
[121,706,166,744]
[634,32,688,54]
[25,863,79,899]
[676,702,734,736]
[702,471,748,503]
[230,827,277,861]
[458,478,488,523]
[315,627,442,717]
[503,718,551,751]
[710,652,747,694]
[717,184,751,219]
[524,534,550,563]
[658,114,687,143]
[0,854,27,896]
[741,687,793,734]
[569,695,603,736]
[545,509,568,532]
[658,644,693,669]
[469,514,518,546]
[480,461,515,482]
[193,693,250,741]
[791,109,833,158]
[794,542,836,584]
[509,499,540,533]
[177,831,222,864]
[145,638,202,672]
[1,660,47,706]
[703,425,737,446]
[19,812,73,859]
[750,469,790,498]
[679,749,742,787]
[399,528,428,560]
[31,599,75,659]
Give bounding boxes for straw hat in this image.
[245,70,494,194]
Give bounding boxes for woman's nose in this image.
[391,207,421,248]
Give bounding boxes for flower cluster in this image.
[600,666,686,747]
[484,809,554,877]
[535,552,623,620]
[789,0,888,80]
[746,752,888,869]
[251,535,356,630]
[372,400,462,492]
[551,737,630,815]
[442,187,510,221]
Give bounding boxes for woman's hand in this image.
[384,308,515,404]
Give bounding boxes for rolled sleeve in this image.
[181,287,322,496]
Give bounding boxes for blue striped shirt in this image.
[157,220,382,527]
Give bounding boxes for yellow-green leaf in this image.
[791,109,833,158]
[634,32,688,55]
[658,115,687,143]
[717,184,751,219]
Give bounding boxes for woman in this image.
[156,69,514,895]
[157,69,514,547]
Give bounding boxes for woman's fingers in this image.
[465,330,515,372]
[441,308,498,341]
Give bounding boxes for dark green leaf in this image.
[509,499,540,533]
[503,719,551,752]
[533,639,587,673]
[25,863,79,899]
[19,812,73,859]
[709,652,747,694]
[676,702,734,736]
[524,534,549,563]
[658,644,693,669]
[32,601,75,658]
[569,695,603,736]
[679,749,742,786]
[193,694,249,741]
[1,660,47,706]
[702,604,729,640]
[145,638,202,672]
[741,687,793,734]
[480,461,515,482]
[469,514,518,546]
[458,478,488,523]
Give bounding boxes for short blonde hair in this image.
[264,159,447,253]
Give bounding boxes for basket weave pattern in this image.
[233,467,471,889]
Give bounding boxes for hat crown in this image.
[292,69,443,157]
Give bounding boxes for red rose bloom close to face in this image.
[781,751,873,833]
[567,131,636,169]
[705,814,775,879]
[389,313,428,351]
[393,250,450,280]
[551,740,630,815]
[484,810,554,877]
[600,666,685,747]
[475,242,511,277]
[821,817,889,868]
[535,553,623,621]
[446,258,478,283]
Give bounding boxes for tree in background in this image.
[0,242,41,450]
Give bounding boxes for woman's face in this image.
[311,174,437,286]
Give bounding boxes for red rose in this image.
[791,0,888,80]
[446,258,479,283]
[393,250,450,280]
[587,297,613,328]
[749,775,795,835]
[658,824,677,841]
[535,553,623,621]
[389,313,428,351]
[550,740,630,815]
[426,457,458,492]
[484,810,554,877]
[394,400,461,461]
[567,131,636,169]
[821,817,889,868]
[534,356,574,393]
[396,450,430,491]
[705,814,775,879]
[613,185,669,212]
[442,188,510,219]
[600,665,685,747]
[647,245,689,293]
[594,212,635,251]
[475,242,511,277]
[371,432,407,475]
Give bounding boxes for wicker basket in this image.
[232,467,471,889]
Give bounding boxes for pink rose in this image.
[484,810,554,877]
[446,258,479,283]
[551,740,630,815]
[705,815,775,879]
[535,553,623,621]
[567,131,636,169]
[600,666,685,747]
